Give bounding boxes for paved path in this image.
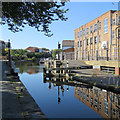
[62,60,120,86]
[1,61,46,119]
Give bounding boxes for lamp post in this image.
[8,39,11,68]
[58,41,61,60]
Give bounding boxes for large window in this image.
[78,32,79,38]
[112,30,115,39]
[99,35,101,42]
[83,29,85,35]
[90,37,93,44]
[90,26,93,33]
[104,18,108,33]
[94,36,97,44]
[119,16,120,24]
[94,24,97,32]
[78,41,80,47]
[99,22,101,29]
[80,41,82,47]
[112,19,115,25]
[116,14,117,25]
[87,39,89,45]
[80,30,82,36]
[87,27,89,34]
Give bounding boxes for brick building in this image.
[74,10,120,75]
[60,40,74,60]
[75,86,120,119]
[26,47,39,53]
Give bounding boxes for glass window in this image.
[104,18,108,33]
[113,19,115,25]
[99,35,101,42]
[99,22,101,29]
[113,30,115,39]
[87,39,89,45]
[83,29,85,35]
[94,36,97,44]
[78,41,79,47]
[116,14,117,25]
[87,28,89,34]
[78,32,79,38]
[90,26,93,33]
[80,41,82,46]
[80,31,82,36]
[90,37,93,44]
[94,24,97,32]
[119,16,120,24]
[104,99,108,115]
[87,95,89,101]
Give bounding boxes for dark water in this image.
[17,64,120,119]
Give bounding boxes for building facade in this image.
[75,86,120,119]
[74,10,120,75]
[60,40,74,60]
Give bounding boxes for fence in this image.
[77,48,120,61]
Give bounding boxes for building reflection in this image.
[75,86,120,119]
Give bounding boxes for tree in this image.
[52,49,62,59]
[2,1,69,37]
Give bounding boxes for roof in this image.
[62,40,74,47]
[0,40,5,44]
[26,47,39,50]
[63,48,74,52]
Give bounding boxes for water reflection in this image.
[18,64,120,118]
[44,77,120,119]
[75,86,120,119]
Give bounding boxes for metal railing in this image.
[77,48,120,61]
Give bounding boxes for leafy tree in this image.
[2,1,69,37]
[52,49,62,59]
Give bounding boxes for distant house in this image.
[0,40,5,49]
[60,40,74,60]
[26,47,39,53]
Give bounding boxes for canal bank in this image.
[1,61,47,119]
[44,60,120,94]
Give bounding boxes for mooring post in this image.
[43,68,46,74]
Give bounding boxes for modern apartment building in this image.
[74,10,120,75]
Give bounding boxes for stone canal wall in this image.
[2,61,47,119]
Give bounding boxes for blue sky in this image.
[1,2,119,50]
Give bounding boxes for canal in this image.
[16,63,120,119]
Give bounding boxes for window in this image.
[112,30,115,39]
[94,36,97,44]
[104,18,108,33]
[80,31,82,36]
[87,28,89,34]
[94,24,97,32]
[83,29,85,35]
[90,26,93,33]
[80,41,82,46]
[78,32,79,38]
[119,16,120,24]
[116,14,118,25]
[99,35,101,42]
[78,41,80,47]
[87,39,89,45]
[104,99,108,115]
[90,37,93,44]
[113,19,115,25]
[99,22,101,29]
[87,95,89,102]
